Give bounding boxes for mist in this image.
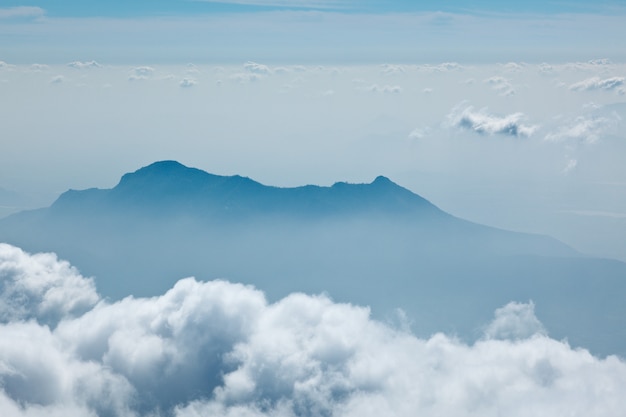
[1,61,626,262]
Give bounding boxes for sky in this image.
[1,2,626,260]
[2,1,626,415]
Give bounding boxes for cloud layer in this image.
[1,243,625,417]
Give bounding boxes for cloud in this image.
[562,158,578,175]
[194,0,349,9]
[499,62,526,72]
[448,103,538,138]
[544,115,615,144]
[0,61,15,70]
[0,6,44,20]
[408,127,430,140]
[0,244,625,416]
[29,64,50,72]
[179,78,197,88]
[66,61,102,69]
[418,62,464,73]
[128,66,155,81]
[483,301,546,340]
[229,73,264,83]
[484,76,515,96]
[0,244,98,327]
[361,84,402,94]
[380,64,406,75]
[569,76,625,92]
[50,75,64,84]
[243,61,272,75]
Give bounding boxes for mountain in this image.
[1,161,625,357]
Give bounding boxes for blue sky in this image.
[2,1,626,64]
[2,0,626,17]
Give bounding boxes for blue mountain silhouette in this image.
[1,161,625,357]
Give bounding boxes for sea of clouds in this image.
[1,242,625,416]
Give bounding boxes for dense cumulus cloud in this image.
[1,244,625,416]
[448,104,538,138]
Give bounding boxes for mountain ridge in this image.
[2,160,626,357]
[49,160,444,219]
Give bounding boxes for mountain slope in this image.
[1,161,624,357]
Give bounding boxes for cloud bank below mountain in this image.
[1,243,625,417]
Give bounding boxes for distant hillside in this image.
[1,161,625,357]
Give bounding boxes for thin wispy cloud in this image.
[0,6,45,19]
[545,115,616,144]
[569,76,625,92]
[193,0,352,9]
[484,76,515,96]
[361,84,402,94]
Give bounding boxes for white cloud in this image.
[379,64,406,75]
[0,6,44,20]
[0,61,15,70]
[128,66,155,81]
[483,301,546,340]
[29,63,50,72]
[1,244,626,417]
[500,62,526,72]
[180,78,197,88]
[0,244,98,327]
[544,115,615,144]
[66,61,102,69]
[243,61,271,75]
[448,103,538,138]
[50,75,64,84]
[484,76,515,96]
[418,62,464,73]
[569,76,625,92]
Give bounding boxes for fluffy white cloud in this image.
[0,244,98,326]
[483,301,546,340]
[1,244,626,417]
[448,104,538,138]
[569,77,625,92]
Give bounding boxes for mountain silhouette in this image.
[50,160,443,219]
[1,161,625,357]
